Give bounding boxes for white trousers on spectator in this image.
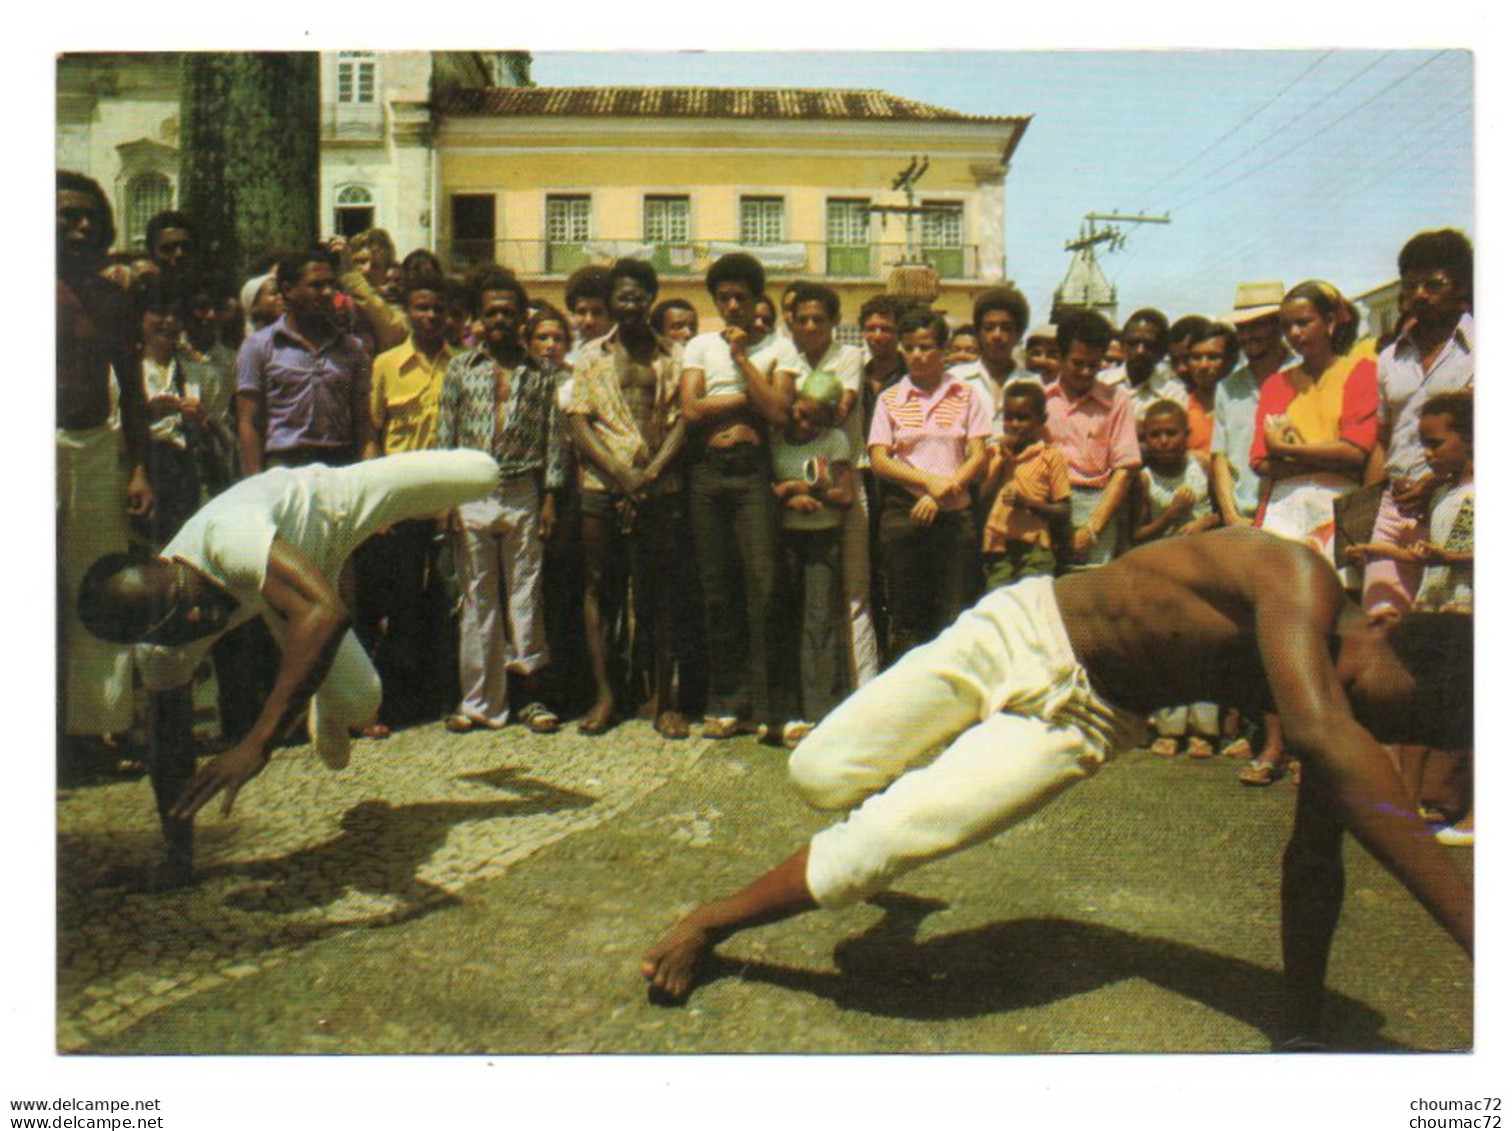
[454,477,546,726]
[842,490,879,686]
[58,424,134,736]
[1154,703,1220,737]
[1068,485,1121,569]
[792,577,1144,908]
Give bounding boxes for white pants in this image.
[842,490,879,687]
[1154,702,1220,737]
[454,477,547,725]
[58,425,134,735]
[792,577,1143,908]
[1068,485,1121,569]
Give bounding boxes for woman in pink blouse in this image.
[868,306,990,660]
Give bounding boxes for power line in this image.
[1168,51,1451,215]
[1178,85,1468,286]
[1179,104,1472,305]
[1133,50,1335,209]
[1162,51,1393,213]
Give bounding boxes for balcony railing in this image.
[321,102,385,142]
[445,238,981,281]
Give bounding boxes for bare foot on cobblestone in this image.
[641,915,717,1003]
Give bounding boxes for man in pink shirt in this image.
[868,306,991,657]
[1045,311,1142,569]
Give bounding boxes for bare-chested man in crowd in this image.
[57,170,154,774]
[643,527,1472,1049]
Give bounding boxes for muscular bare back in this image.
[1055,527,1341,716]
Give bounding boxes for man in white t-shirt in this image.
[787,281,879,688]
[680,253,800,739]
[75,449,500,887]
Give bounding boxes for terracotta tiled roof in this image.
[438,86,1026,126]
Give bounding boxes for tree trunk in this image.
[179,52,320,291]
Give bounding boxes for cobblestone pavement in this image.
[57,728,1473,1055]
[56,721,707,1052]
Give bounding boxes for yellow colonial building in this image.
[434,87,1030,331]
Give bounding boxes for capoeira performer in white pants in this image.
[75,450,501,886]
[642,529,1473,1049]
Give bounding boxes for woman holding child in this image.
[1242,280,1377,786]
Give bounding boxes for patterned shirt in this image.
[868,374,990,510]
[566,327,683,494]
[437,347,567,490]
[1415,477,1473,613]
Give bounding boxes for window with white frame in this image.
[546,195,591,243]
[826,199,871,277]
[826,199,871,246]
[740,197,784,245]
[336,51,378,104]
[125,172,173,249]
[920,201,966,277]
[334,184,375,237]
[921,202,964,248]
[644,196,691,244]
[546,194,591,274]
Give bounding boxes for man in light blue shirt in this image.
[1212,283,1292,526]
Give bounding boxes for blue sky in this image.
[533,50,1473,324]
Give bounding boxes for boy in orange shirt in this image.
[980,381,1071,588]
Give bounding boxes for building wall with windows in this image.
[434,88,1028,328]
[56,54,183,251]
[56,51,526,258]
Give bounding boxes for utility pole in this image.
[1053,211,1171,324]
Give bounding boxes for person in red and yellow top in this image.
[1250,280,1378,564]
[979,381,1071,589]
[1241,280,1377,788]
[868,305,990,660]
[355,271,458,729]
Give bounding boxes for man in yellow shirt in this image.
[357,271,458,727]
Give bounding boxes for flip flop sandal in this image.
[701,716,741,740]
[519,702,561,734]
[1238,758,1286,786]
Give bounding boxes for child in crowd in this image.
[771,370,856,742]
[1345,391,1473,843]
[1183,319,1237,457]
[650,298,698,345]
[947,325,980,367]
[753,294,780,339]
[1134,399,1221,757]
[1024,324,1060,385]
[979,381,1070,588]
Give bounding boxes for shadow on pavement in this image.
[696,891,1409,1051]
[214,768,598,915]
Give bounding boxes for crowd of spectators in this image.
[56,168,1473,845]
